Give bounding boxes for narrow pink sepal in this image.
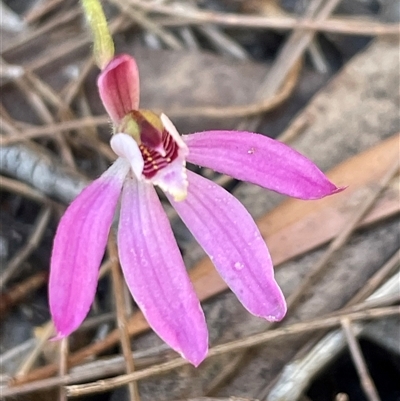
[97,54,140,122]
[49,159,129,338]
[118,177,208,366]
[184,131,344,200]
[168,171,287,322]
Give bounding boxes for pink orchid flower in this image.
[49,54,342,366]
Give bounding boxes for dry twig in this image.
[341,318,381,401]
[2,306,397,398]
[108,233,140,401]
[238,0,340,132]
[0,175,51,205]
[58,338,69,401]
[2,7,82,59]
[108,0,183,50]
[166,60,301,119]
[284,159,400,315]
[23,0,67,24]
[0,206,52,289]
[126,1,400,36]
[16,322,55,378]
[64,306,400,397]
[0,271,48,317]
[264,271,400,401]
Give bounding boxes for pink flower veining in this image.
[49,54,343,366]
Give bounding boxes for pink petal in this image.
[184,131,343,200]
[49,159,129,338]
[97,54,140,123]
[118,176,208,366]
[168,171,287,321]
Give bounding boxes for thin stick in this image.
[204,351,247,395]
[70,89,117,162]
[0,175,49,204]
[0,1,25,32]
[24,0,68,24]
[108,0,183,50]
[266,249,400,398]
[58,338,68,401]
[238,0,340,132]
[2,7,82,55]
[0,206,52,289]
[126,1,400,36]
[346,250,400,307]
[197,25,249,60]
[0,173,65,218]
[70,85,116,164]
[178,26,200,50]
[0,62,24,81]
[0,271,48,317]
[341,318,381,401]
[13,76,76,168]
[335,394,350,401]
[156,15,400,37]
[0,116,110,145]
[24,13,128,73]
[5,7,395,78]
[284,160,400,313]
[107,233,140,401]
[62,57,95,106]
[166,60,301,118]
[0,339,37,373]
[278,113,313,143]
[0,119,19,135]
[25,33,91,72]
[68,343,169,375]
[75,89,100,142]
[338,293,400,316]
[64,306,400,397]
[3,306,398,398]
[0,102,21,127]
[24,70,74,115]
[1,59,299,146]
[9,259,113,384]
[16,322,54,377]
[12,196,398,386]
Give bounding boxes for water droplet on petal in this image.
[234,262,244,270]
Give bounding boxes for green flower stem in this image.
[81,0,114,69]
